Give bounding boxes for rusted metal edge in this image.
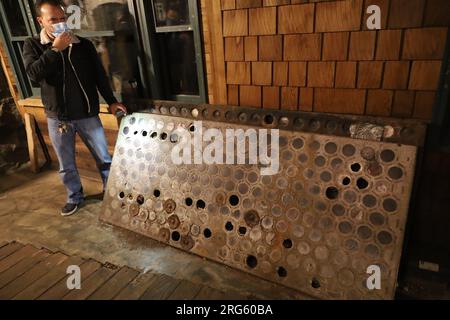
[125,99,428,147]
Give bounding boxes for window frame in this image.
[137,0,207,103]
[0,0,39,98]
[0,0,207,105]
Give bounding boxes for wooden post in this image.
[24,113,39,173]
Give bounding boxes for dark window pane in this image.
[160,31,199,96]
[89,34,142,101]
[15,41,36,95]
[63,1,143,101]
[2,0,28,36]
[153,0,190,27]
[53,0,133,33]
[28,0,40,33]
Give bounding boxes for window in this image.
[64,0,144,102]
[2,0,29,37]
[0,0,39,97]
[138,0,207,103]
[153,0,190,28]
[159,29,199,96]
[0,0,207,104]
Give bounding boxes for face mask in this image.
[51,22,70,37]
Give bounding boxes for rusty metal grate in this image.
[100,107,419,299]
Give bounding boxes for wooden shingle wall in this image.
[217,0,449,120]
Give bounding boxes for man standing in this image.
[23,0,127,216]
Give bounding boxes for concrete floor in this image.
[0,164,308,300]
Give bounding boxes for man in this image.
[23,0,127,216]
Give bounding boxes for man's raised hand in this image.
[52,32,72,51]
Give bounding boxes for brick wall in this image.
[219,0,449,120]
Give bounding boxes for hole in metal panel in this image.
[136,195,145,205]
[342,177,351,186]
[229,195,240,206]
[356,177,369,189]
[264,114,275,125]
[283,239,293,249]
[196,200,206,209]
[246,255,258,269]
[326,187,339,200]
[203,228,212,238]
[350,163,362,172]
[172,231,181,241]
[277,266,287,278]
[311,278,321,289]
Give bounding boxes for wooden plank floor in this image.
[0,242,250,300]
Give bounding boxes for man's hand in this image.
[52,32,72,51]
[109,103,127,116]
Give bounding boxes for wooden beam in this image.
[18,98,111,114]
[24,113,39,173]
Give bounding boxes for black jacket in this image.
[23,35,118,120]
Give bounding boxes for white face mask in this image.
[51,22,70,37]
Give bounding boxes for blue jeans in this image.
[47,116,112,204]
